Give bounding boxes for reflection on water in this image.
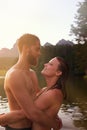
[60,103,87,130]
[0,96,9,114]
[0,76,87,129]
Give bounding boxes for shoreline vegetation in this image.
[0,70,7,76]
[0,41,87,78]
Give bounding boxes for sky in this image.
[0,0,84,49]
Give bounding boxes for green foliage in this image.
[0,57,18,73]
[73,43,87,75]
[0,69,7,76]
[0,78,6,97]
[70,0,87,43]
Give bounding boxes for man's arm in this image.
[7,71,58,129]
[0,110,25,126]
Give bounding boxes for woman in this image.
[0,56,69,130]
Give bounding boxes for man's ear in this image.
[56,71,62,77]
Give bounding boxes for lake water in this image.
[0,76,87,130]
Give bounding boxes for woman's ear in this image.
[56,71,62,77]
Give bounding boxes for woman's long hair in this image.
[52,57,69,99]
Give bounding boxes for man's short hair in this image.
[17,33,40,53]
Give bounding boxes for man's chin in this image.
[31,61,38,66]
[34,59,38,66]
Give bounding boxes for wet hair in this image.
[17,33,40,53]
[51,56,69,99]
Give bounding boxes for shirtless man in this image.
[2,34,59,130]
[0,56,69,130]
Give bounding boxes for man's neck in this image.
[15,58,31,71]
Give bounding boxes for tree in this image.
[70,0,87,44]
[73,43,87,75]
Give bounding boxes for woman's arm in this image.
[0,110,26,126]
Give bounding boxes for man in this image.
[3,34,59,130]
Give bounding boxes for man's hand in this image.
[0,113,7,126]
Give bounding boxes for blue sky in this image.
[0,0,84,49]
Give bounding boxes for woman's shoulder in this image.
[46,88,63,102]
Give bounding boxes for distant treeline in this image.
[0,41,87,78]
[0,57,18,70]
[36,42,87,76]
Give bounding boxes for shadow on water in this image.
[0,76,87,129]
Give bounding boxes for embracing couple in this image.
[0,34,69,130]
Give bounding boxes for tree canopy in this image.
[70,0,87,44]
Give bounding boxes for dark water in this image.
[0,76,87,130]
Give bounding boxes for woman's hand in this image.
[56,115,63,129]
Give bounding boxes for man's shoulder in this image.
[42,88,63,103]
[5,67,23,81]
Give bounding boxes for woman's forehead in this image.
[49,57,57,63]
[49,57,60,66]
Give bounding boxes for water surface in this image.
[0,76,87,130]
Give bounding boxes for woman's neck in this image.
[45,77,58,88]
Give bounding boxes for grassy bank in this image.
[0,69,7,76]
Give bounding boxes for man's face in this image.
[27,40,41,66]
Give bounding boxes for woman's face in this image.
[41,57,61,77]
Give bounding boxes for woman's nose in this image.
[44,63,47,67]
